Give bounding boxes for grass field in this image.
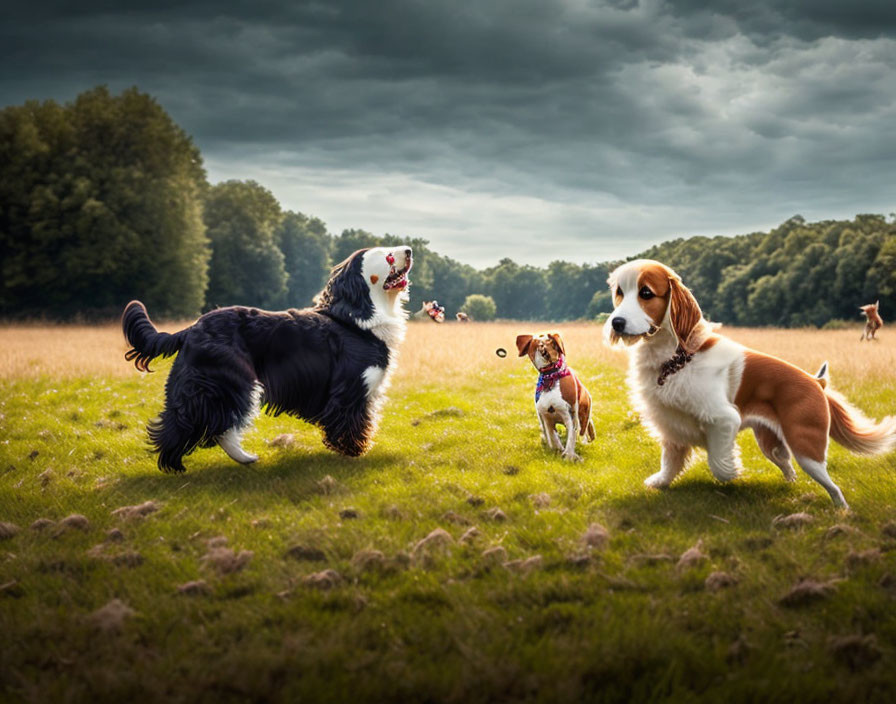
[2,320,896,703]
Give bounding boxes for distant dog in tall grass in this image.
[122,247,412,472]
[604,259,896,508]
[516,331,595,462]
[860,301,882,341]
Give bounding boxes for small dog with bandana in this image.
[516,332,596,461]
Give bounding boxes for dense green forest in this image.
[1,87,894,324]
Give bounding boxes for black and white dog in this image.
[122,247,412,472]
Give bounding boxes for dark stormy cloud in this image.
[3,1,896,266]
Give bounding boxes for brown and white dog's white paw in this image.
[644,471,672,489]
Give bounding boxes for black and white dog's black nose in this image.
[404,248,412,259]
[611,317,626,333]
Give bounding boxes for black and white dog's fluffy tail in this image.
[123,300,189,372]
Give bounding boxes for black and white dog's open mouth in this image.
[383,255,412,291]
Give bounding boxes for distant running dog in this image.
[860,301,882,341]
[605,259,896,508]
[412,301,445,323]
[122,247,412,472]
[516,332,596,462]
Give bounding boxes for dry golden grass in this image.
[1,318,891,388]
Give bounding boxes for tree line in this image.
[2,87,894,325]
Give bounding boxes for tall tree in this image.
[332,229,381,263]
[0,86,209,317]
[276,211,332,307]
[483,258,548,320]
[204,180,286,309]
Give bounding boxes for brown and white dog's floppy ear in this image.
[668,276,703,353]
[516,334,534,357]
[547,332,565,356]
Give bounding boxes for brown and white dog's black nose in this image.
[611,317,626,333]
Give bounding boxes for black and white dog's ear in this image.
[315,249,374,322]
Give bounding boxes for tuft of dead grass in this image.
[773,512,813,529]
[582,523,610,549]
[303,569,342,589]
[779,579,838,607]
[56,514,90,532]
[111,500,159,520]
[177,580,210,596]
[285,545,326,562]
[705,571,738,591]
[828,634,882,670]
[413,528,454,556]
[676,541,708,571]
[351,549,386,572]
[89,599,136,632]
[201,547,253,575]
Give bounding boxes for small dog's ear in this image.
[516,334,534,357]
[547,332,565,356]
[875,300,879,308]
[668,277,703,353]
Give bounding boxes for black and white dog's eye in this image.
[639,286,654,300]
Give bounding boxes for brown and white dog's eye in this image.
[639,286,655,300]
[615,286,624,300]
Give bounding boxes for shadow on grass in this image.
[112,446,407,503]
[604,475,828,532]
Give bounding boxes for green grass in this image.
[2,346,896,703]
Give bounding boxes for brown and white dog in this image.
[604,259,896,508]
[516,332,596,461]
[860,301,882,341]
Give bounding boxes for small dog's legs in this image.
[584,417,596,443]
[782,416,847,507]
[752,425,796,481]
[795,456,848,509]
[705,410,742,482]
[538,413,551,447]
[645,441,691,488]
[561,407,582,462]
[546,419,564,452]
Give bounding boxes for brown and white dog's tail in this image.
[826,388,896,455]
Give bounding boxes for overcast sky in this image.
[3,1,896,267]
